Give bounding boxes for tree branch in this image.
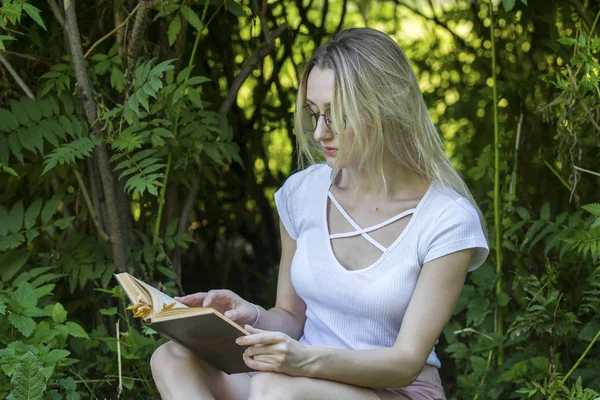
[61,0,129,272]
[218,23,288,118]
[0,53,35,99]
[74,169,111,242]
[47,0,65,28]
[85,4,140,59]
[126,0,160,65]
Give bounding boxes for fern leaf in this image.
[42,137,98,175]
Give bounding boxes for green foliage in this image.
[1,0,598,398]
[7,352,46,400]
[0,95,87,165]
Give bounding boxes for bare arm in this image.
[302,248,475,388]
[252,220,306,340]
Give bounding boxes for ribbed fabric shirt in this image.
[274,164,489,368]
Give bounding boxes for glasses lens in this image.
[302,106,317,131]
[324,109,332,130]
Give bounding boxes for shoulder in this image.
[424,182,481,225]
[280,163,331,194]
[418,181,489,271]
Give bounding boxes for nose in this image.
[313,115,333,142]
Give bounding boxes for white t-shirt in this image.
[274,163,489,368]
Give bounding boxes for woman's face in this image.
[305,67,354,167]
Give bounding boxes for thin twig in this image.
[117,321,122,398]
[47,0,65,27]
[574,165,600,177]
[3,51,52,65]
[0,53,35,99]
[84,4,140,59]
[74,169,111,242]
[509,111,524,199]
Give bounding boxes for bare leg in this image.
[150,341,251,400]
[248,372,382,400]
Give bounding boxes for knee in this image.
[150,341,193,379]
[248,372,292,400]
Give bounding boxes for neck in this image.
[335,156,428,201]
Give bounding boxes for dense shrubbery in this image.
[0,0,598,398]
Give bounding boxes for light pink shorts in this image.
[372,365,447,400]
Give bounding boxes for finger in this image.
[236,332,284,346]
[245,344,276,358]
[175,293,206,306]
[245,325,264,333]
[243,351,275,372]
[203,290,231,307]
[224,310,238,320]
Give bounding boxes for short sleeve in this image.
[423,198,489,272]
[274,181,298,240]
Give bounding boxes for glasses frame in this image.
[303,105,345,134]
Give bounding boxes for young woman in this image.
[150,27,489,400]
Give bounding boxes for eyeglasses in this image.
[303,105,345,134]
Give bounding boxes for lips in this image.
[323,147,337,156]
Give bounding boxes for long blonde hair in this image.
[294,27,486,230]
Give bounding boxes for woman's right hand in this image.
[174,289,258,327]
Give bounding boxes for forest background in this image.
[0,0,599,398]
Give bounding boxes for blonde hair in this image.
[294,27,486,231]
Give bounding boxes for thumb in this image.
[224,310,237,320]
[244,325,264,333]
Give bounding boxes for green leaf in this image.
[0,250,30,281]
[65,322,89,339]
[26,229,40,243]
[94,60,111,75]
[100,307,118,315]
[12,282,38,310]
[10,100,30,126]
[582,203,600,216]
[24,200,43,230]
[181,6,203,30]
[502,0,516,11]
[0,233,26,251]
[0,35,17,52]
[158,266,178,279]
[186,76,211,86]
[8,314,37,337]
[21,98,42,122]
[0,108,19,132]
[168,15,181,46]
[51,303,67,323]
[0,206,8,236]
[8,133,24,164]
[22,3,47,30]
[110,67,126,93]
[8,201,24,234]
[225,0,248,17]
[41,196,61,225]
[34,284,55,299]
[9,352,46,400]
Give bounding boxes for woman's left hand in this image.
[237,325,312,376]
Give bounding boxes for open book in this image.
[114,273,254,374]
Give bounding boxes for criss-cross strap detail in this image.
[328,192,416,252]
